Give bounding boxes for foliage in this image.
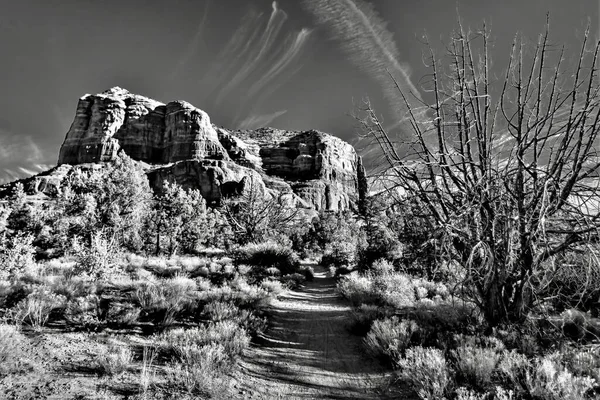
[232,241,300,277]
[364,317,422,366]
[0,232,35,279]
[148,181,213,255]
[358,19,600,325]
[451,335,505,391]
[397,346,452,400]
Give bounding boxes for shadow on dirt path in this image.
[233,265,411,399]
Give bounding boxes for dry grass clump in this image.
[13,286,66,328]
[95,343,134,376]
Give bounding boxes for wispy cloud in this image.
[0,129,54,184]
[237,110,288,130]
[215,1,289,105]
[302,0,421,132]
[247,28,312,98]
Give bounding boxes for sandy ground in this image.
[232,266,413,400]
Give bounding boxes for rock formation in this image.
[55,87,367,211]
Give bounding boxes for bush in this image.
[526,353,595,400]
[72,232,121,280]
[365,317,421,366]
[157,321,250,361]
[95,343,133,376]
[451,335,505,391]
[64,294,102,330]
[397,346,451,400]
[232,241,299,276]
[134,278,195,326]
[349,304,390,336]
[164,343,231,397]
[337,272,376,306]
[0,323,25,376]
[13,286,66,327]
[0,233,35,279]
[281,273,306,289]
[322,241,358,268]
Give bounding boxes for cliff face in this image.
[57,87,367,211]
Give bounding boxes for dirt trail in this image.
[233,266,403,400]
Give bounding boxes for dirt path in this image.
[232,266,403,400]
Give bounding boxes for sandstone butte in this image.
[14,87,368,212]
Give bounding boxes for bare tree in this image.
[223,176,299,245]
[358,18,600,325]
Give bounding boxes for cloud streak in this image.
[0,130,54,184]
[302,0,422,133]
[247,28,312,99]
[198,1,312,129]
[215,1,289,105]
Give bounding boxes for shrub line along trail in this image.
[233,265,404,399]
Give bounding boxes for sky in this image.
[0,0,597,183]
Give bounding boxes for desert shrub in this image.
[322,241,358,268]
[404,303,479,347]
[337,272,377,306]
[0,232,35,279]
[72,232,121,280]
[453,387,486,400]
[0,279,33,309]
[260,279,285,296]
[13,286,66,327]
[497,350,596,399]
[134,277,196,325]
[365,317,422,366]
[526,353,595,400]
[374,272,416,308]
[202,301,239,322]
[164,343,231,397]
[0,323,25,376]
[105,302,141,327]
[451,335,505,391]
[45,275,92,300]
[64,294,102,330]
[281,273,305,289]
[300,265,315,281]
[232,241,299,276]
[562,346,600,382]
[157,321,250,361]
[349,304,392,336]
[95,343,133,376]
[201,300,267,336]
[397,346,452,400]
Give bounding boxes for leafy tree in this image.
[150,181,213,255]
[61,153,152,250]
[358,19,600,325]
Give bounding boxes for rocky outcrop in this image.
[58,87,228,165]
[57,87,367,211]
